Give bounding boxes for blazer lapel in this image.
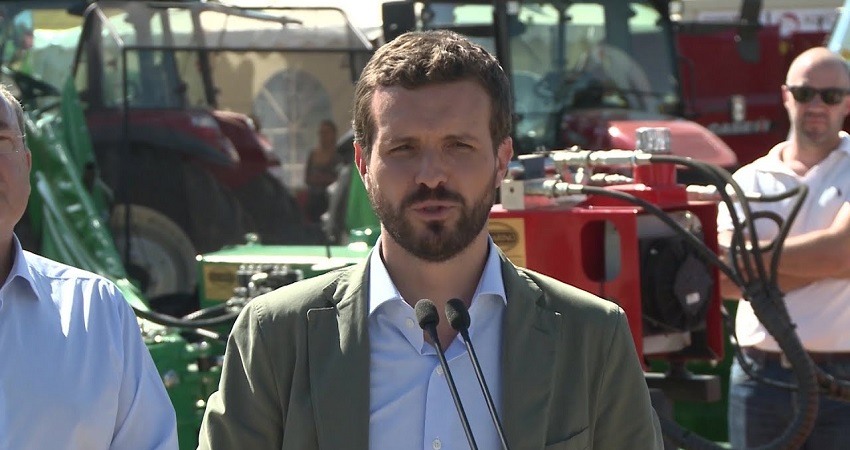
[499,256,558,449]
[307,261,371,449]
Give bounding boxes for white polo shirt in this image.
[717,132,850,352]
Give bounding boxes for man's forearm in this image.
[774,201,850,277]
[776,229,850,278]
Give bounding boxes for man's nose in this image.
[414,149,449,189]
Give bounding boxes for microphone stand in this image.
[446,298,511,450]
[415,299,478,450]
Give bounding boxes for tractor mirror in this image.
[382,1,416,43]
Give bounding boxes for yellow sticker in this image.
[202,263,240,302]
[488,218,526,267]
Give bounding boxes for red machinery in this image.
[489,128,724,369]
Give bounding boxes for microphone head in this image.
[414,299,440,330]
[445,298,471,331]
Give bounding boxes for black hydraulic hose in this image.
[676,166,850,401]
[652,155,769,284]
[132,305,240,329]
[652,155,768,284]
[764,184,807,287]
[578,185,739,283]
[182,302,234,321]
[739,185,850,401]
[651,157,850,437]
[744,283,819,450]
[575,182,818,450]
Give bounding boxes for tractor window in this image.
[88,6,190,109]
[124,49,186,108]
[420,1,680,151]
[508,2,680,149]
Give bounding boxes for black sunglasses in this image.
[786,85,850,105]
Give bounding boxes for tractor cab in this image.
[383,0,738,176]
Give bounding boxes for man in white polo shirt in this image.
[718,47,850,448]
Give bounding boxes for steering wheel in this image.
[574,44,651,110]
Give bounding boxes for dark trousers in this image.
[729,348,850,449]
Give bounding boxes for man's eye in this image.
[389,145,413,153]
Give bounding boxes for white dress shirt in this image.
[0,236,177,450]
[368,238,506,450]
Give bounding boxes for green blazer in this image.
[198,253,663,449]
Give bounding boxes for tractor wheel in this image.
[110,204,197,303]
[180,162,251,252]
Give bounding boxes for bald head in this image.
[782,47,850,153]
[786,47,850,88]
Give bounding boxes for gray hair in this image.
[0,84,26,137]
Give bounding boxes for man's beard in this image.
[368,173,496,262]
[797,112,839,145]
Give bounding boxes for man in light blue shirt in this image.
[199,30,662,449]
[0,85,177,450]
[368,238,506,450]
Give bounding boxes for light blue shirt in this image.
[0,236,177,450]
[368,239,506,450]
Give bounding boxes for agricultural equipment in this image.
[199,1,849,447]
[379,0,738,180]
[1,0,373,305]
[4,0,841,448]
[0,2,373,448]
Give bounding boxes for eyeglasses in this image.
[786,85,850,105]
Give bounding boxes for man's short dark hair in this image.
[352,30,512,159]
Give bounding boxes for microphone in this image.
[415,299,478,450]
[446,298,511,450]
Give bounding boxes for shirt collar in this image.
[367,238,507,316]
[761,131,850,174]
[1,234,37,297]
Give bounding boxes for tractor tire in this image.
[110,204,197,302]
[179,162,251,252]
[101,145,250,254]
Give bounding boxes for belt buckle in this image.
[780,353,791,369]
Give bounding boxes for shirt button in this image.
[436,366,444,376]
[433,438,442,449]
[405,318,415,328]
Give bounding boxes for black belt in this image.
[744,347,850,368]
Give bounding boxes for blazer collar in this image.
[306,252,558,449]
[499,254,558,449]
[307,259,371,450]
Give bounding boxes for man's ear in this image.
[781,85,794,113]
[354,141,368,180]
[354,142,369,190]
[495,137,513,188]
